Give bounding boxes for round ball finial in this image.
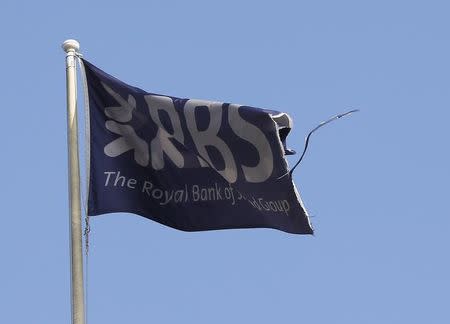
[62,39,80,53]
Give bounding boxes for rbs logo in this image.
[101,82,277,184]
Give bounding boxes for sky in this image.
[1,0,449,323]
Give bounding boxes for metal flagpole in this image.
[62,39,85,324]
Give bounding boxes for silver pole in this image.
[62,39,85,324]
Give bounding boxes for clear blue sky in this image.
[1,0,449,323]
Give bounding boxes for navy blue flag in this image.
[83,59,313,234]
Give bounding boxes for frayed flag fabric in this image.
[82,59,313,234]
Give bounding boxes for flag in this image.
[82,59,313,234]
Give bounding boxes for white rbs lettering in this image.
[102,87,276,183]
[185,100,238,184]
[228,104,273,182]
[145,95,185,170]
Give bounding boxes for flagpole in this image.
[62,39,85,324]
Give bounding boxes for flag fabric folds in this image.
[82,59,313,234]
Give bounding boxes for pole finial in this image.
[62,39,80,53]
